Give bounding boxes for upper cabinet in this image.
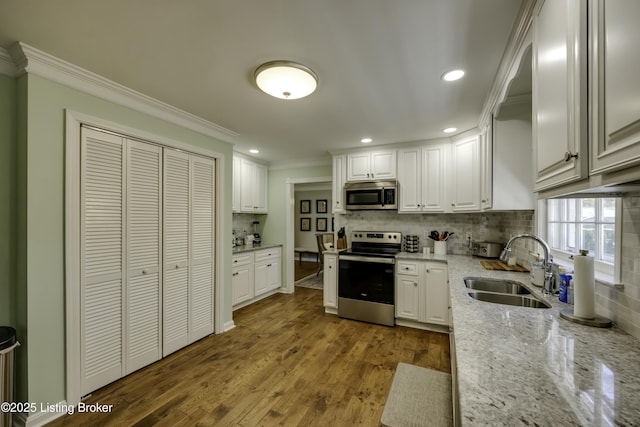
[347,150,396,181]
[397,144,448,213]
[589,0,640,174]
[234,155,268,213]
[332,154,347,213]
[532,0,588,191]
[451,136,481,212]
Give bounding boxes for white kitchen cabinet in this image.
[238,156,268,213]
[397,145,448,213]
[332,155,347,213]
[451,136,481,212]
[254,247,281,294]
[395,260,449,327]
[232,253,254,306]
[532,0,588,191]
[323,253,338,312]
[589,0,640,174]
[346,150,396,181]
[232,156,241,212]
[480,124,493,210]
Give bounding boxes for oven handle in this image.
[339,255,395,264]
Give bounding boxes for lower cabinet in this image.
[232,247,282,309]
[396,260,449,327]
[323,252,338,312]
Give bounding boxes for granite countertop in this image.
[445,254,640,426]
[232,243,282,255]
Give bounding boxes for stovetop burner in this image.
[341,231,402,258]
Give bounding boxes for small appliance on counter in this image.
[252,221,261,246]
[403,235,419,253]
[471,241,504,258]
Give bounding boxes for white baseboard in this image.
[223,320,236,332]
[14,401,68,427]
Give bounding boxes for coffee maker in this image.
[252,221,261,246]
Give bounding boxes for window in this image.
[546,197,618,276]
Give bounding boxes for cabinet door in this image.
[232,156,241,212]
[332,155,347,213]
[480,124,493,210]
[421,145,447,212]
[347,152,372,181]
[80,128,124,395]
[125,139,162,374]
[451,136,481,212]
[254,262,268,295]
[266,259,281,291]
[232,266,253,306]
[396,275,420,321]
[590,0,640,174]
[239,158,256,212]
[323,254,338,309]
[254,163,268,213]
[370,151,396,179]
[532,0,587,191]
[163,149,191,356]
[397,148,421,212]
[424,264,449,326]
[189,156,215,343]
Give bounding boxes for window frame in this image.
[541,197,621,282]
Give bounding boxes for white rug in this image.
[381,363,453,427]
[295,273,323,290]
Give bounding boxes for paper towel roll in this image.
[573,251,595,319]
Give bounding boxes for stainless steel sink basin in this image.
[467,292,551,308]
[464,277,530,295]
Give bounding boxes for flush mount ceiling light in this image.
[443,127,458,133]
[361,138,372,143]
[254,60,318,100]
[442,69,465,82]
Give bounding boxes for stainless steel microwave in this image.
[344,180,397,210]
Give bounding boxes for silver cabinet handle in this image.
[142,269,148,275]
[451,203,455,207]
[405,267,410,270]
[414,282,417,286]
[329,265,332,269]
[175,264,180,269]
[564,151,578,162]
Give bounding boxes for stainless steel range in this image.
[338,231,402,326]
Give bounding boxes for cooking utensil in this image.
[429,230,439,241]
[445,232,454,241]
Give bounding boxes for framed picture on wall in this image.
[300,217,311,231]
[316,217,327,232]
[316,199,328,213]
[300,200,311,214]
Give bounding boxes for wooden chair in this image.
[315,233,335,276]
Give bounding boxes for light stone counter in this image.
[231,243,282,255]
[446,254,640,426]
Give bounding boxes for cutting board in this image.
[480,260,529,273]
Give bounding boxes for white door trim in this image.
[65,110,227,405]
[284,176,332,294]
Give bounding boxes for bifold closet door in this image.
[125,140,162,374]
[80,128,125,395]
[163,150,215,355]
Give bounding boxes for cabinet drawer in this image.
[397,261,419,276]
[232,253,253,267]
[255,247,281,262]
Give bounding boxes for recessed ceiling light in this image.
[442,70,465,82]
[443,127,457,133]
[249,149,260,154]
[361,138,372,143]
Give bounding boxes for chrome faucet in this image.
[500,234,559,294]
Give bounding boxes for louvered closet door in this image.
[80,128,124,395]
[163,149,191,356]
[190,156,215,342]
[125,139,162,373]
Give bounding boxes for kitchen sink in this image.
[463,277,530,295]
[467,292,551,308]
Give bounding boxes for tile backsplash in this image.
[335,210,537,268]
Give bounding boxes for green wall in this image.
[17,73,233,406]
[0,74,16,327]
[262,165,332,277]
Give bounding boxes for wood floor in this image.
[294,260,320,281]
[48,288,450,426]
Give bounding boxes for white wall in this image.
[294,189,333,252]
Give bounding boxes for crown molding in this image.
[8,42,238,143]
[0,47,18,77]
[268,157,332,170]
[479,0,538,126]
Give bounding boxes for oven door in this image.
[338,255,395,304]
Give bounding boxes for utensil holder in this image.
[434,241,447,255]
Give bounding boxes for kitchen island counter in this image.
[447,254,640,426]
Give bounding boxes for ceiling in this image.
[0,0,524,164]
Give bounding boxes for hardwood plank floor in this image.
[294,260,319,281]
[48,288,450,426]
